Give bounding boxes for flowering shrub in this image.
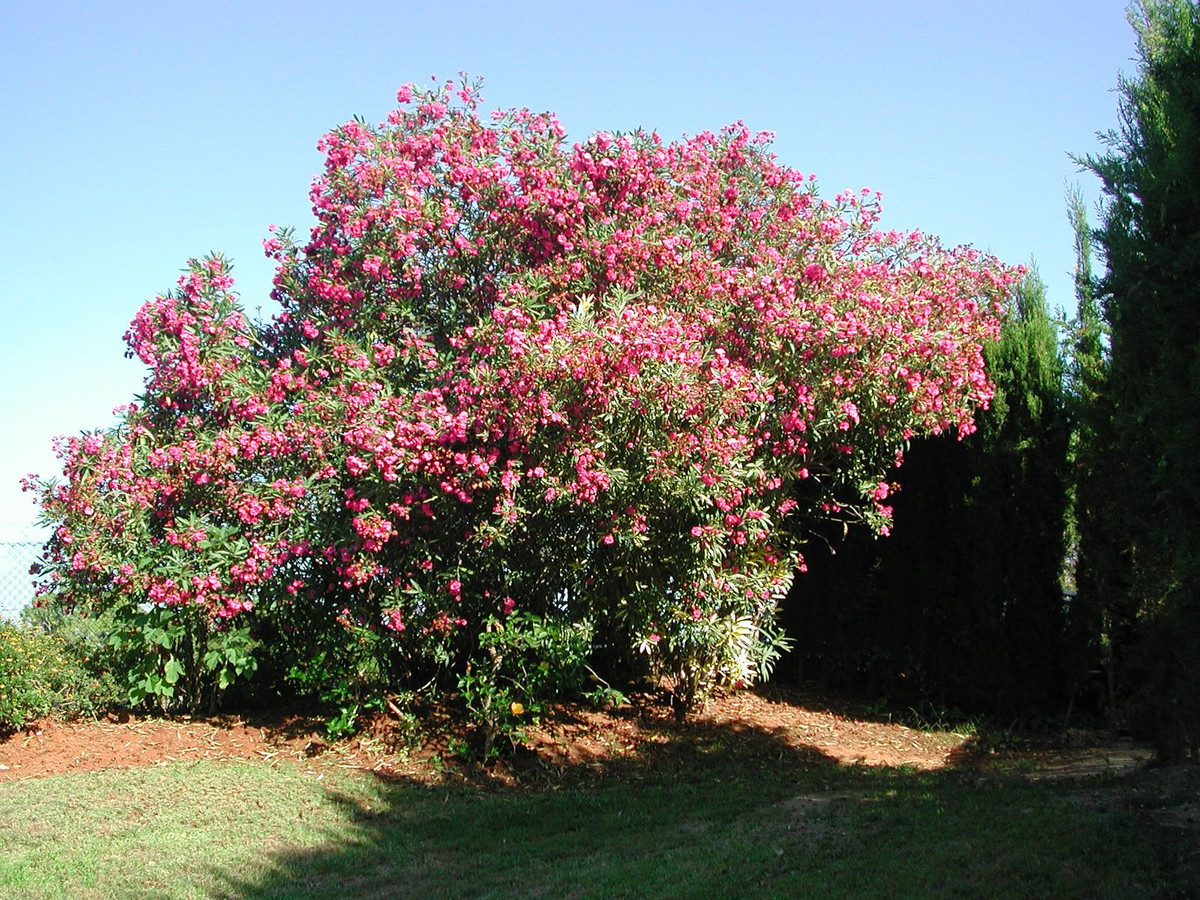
[0,621,118,728]
[27,78,1019,723]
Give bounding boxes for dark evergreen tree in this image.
[786,269,1070,716]
[1076,0,1200,758]
[965,269,1071,712]
[1062,185,1119,724]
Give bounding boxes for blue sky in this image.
[0,0,1136,540]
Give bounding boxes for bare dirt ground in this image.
[0,685,1155,787]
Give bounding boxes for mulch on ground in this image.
[0,685,1152,786]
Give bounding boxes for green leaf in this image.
[163,657,184,685]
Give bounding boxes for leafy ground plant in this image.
[459,612,593,757]
[0,621,116,729]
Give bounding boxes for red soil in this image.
[0,686,1148,785]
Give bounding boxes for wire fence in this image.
[0,526,119,655]
[0,538,43,623]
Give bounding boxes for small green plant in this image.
[0,621,117,728]
[586,684,629,709]
[459,612,594,758]
[980,721,1030,753]
[379,693,423,752]
[861,698,899,724]
[104,604,257,713]
[654,607,793,718]
[322,696,384,741]
[904,701,979,735]
[282,618,399,740]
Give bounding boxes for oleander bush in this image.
[26,78,1018,737]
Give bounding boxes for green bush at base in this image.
[0,620,118,729]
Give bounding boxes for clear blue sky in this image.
[0,0,1137,540]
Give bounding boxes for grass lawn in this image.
[1,726,1192,899]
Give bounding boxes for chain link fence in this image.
[1,529,45,623]
[0,525,110,651]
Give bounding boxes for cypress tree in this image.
[962,268,1071,713]
[1076,0,1200,758]
[786,269,1070,716]
[1062,185,1120,725]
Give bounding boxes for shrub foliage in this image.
[0,619,117,729]
[27,79,1018,726]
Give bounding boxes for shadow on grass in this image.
[210,693,1186,900]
